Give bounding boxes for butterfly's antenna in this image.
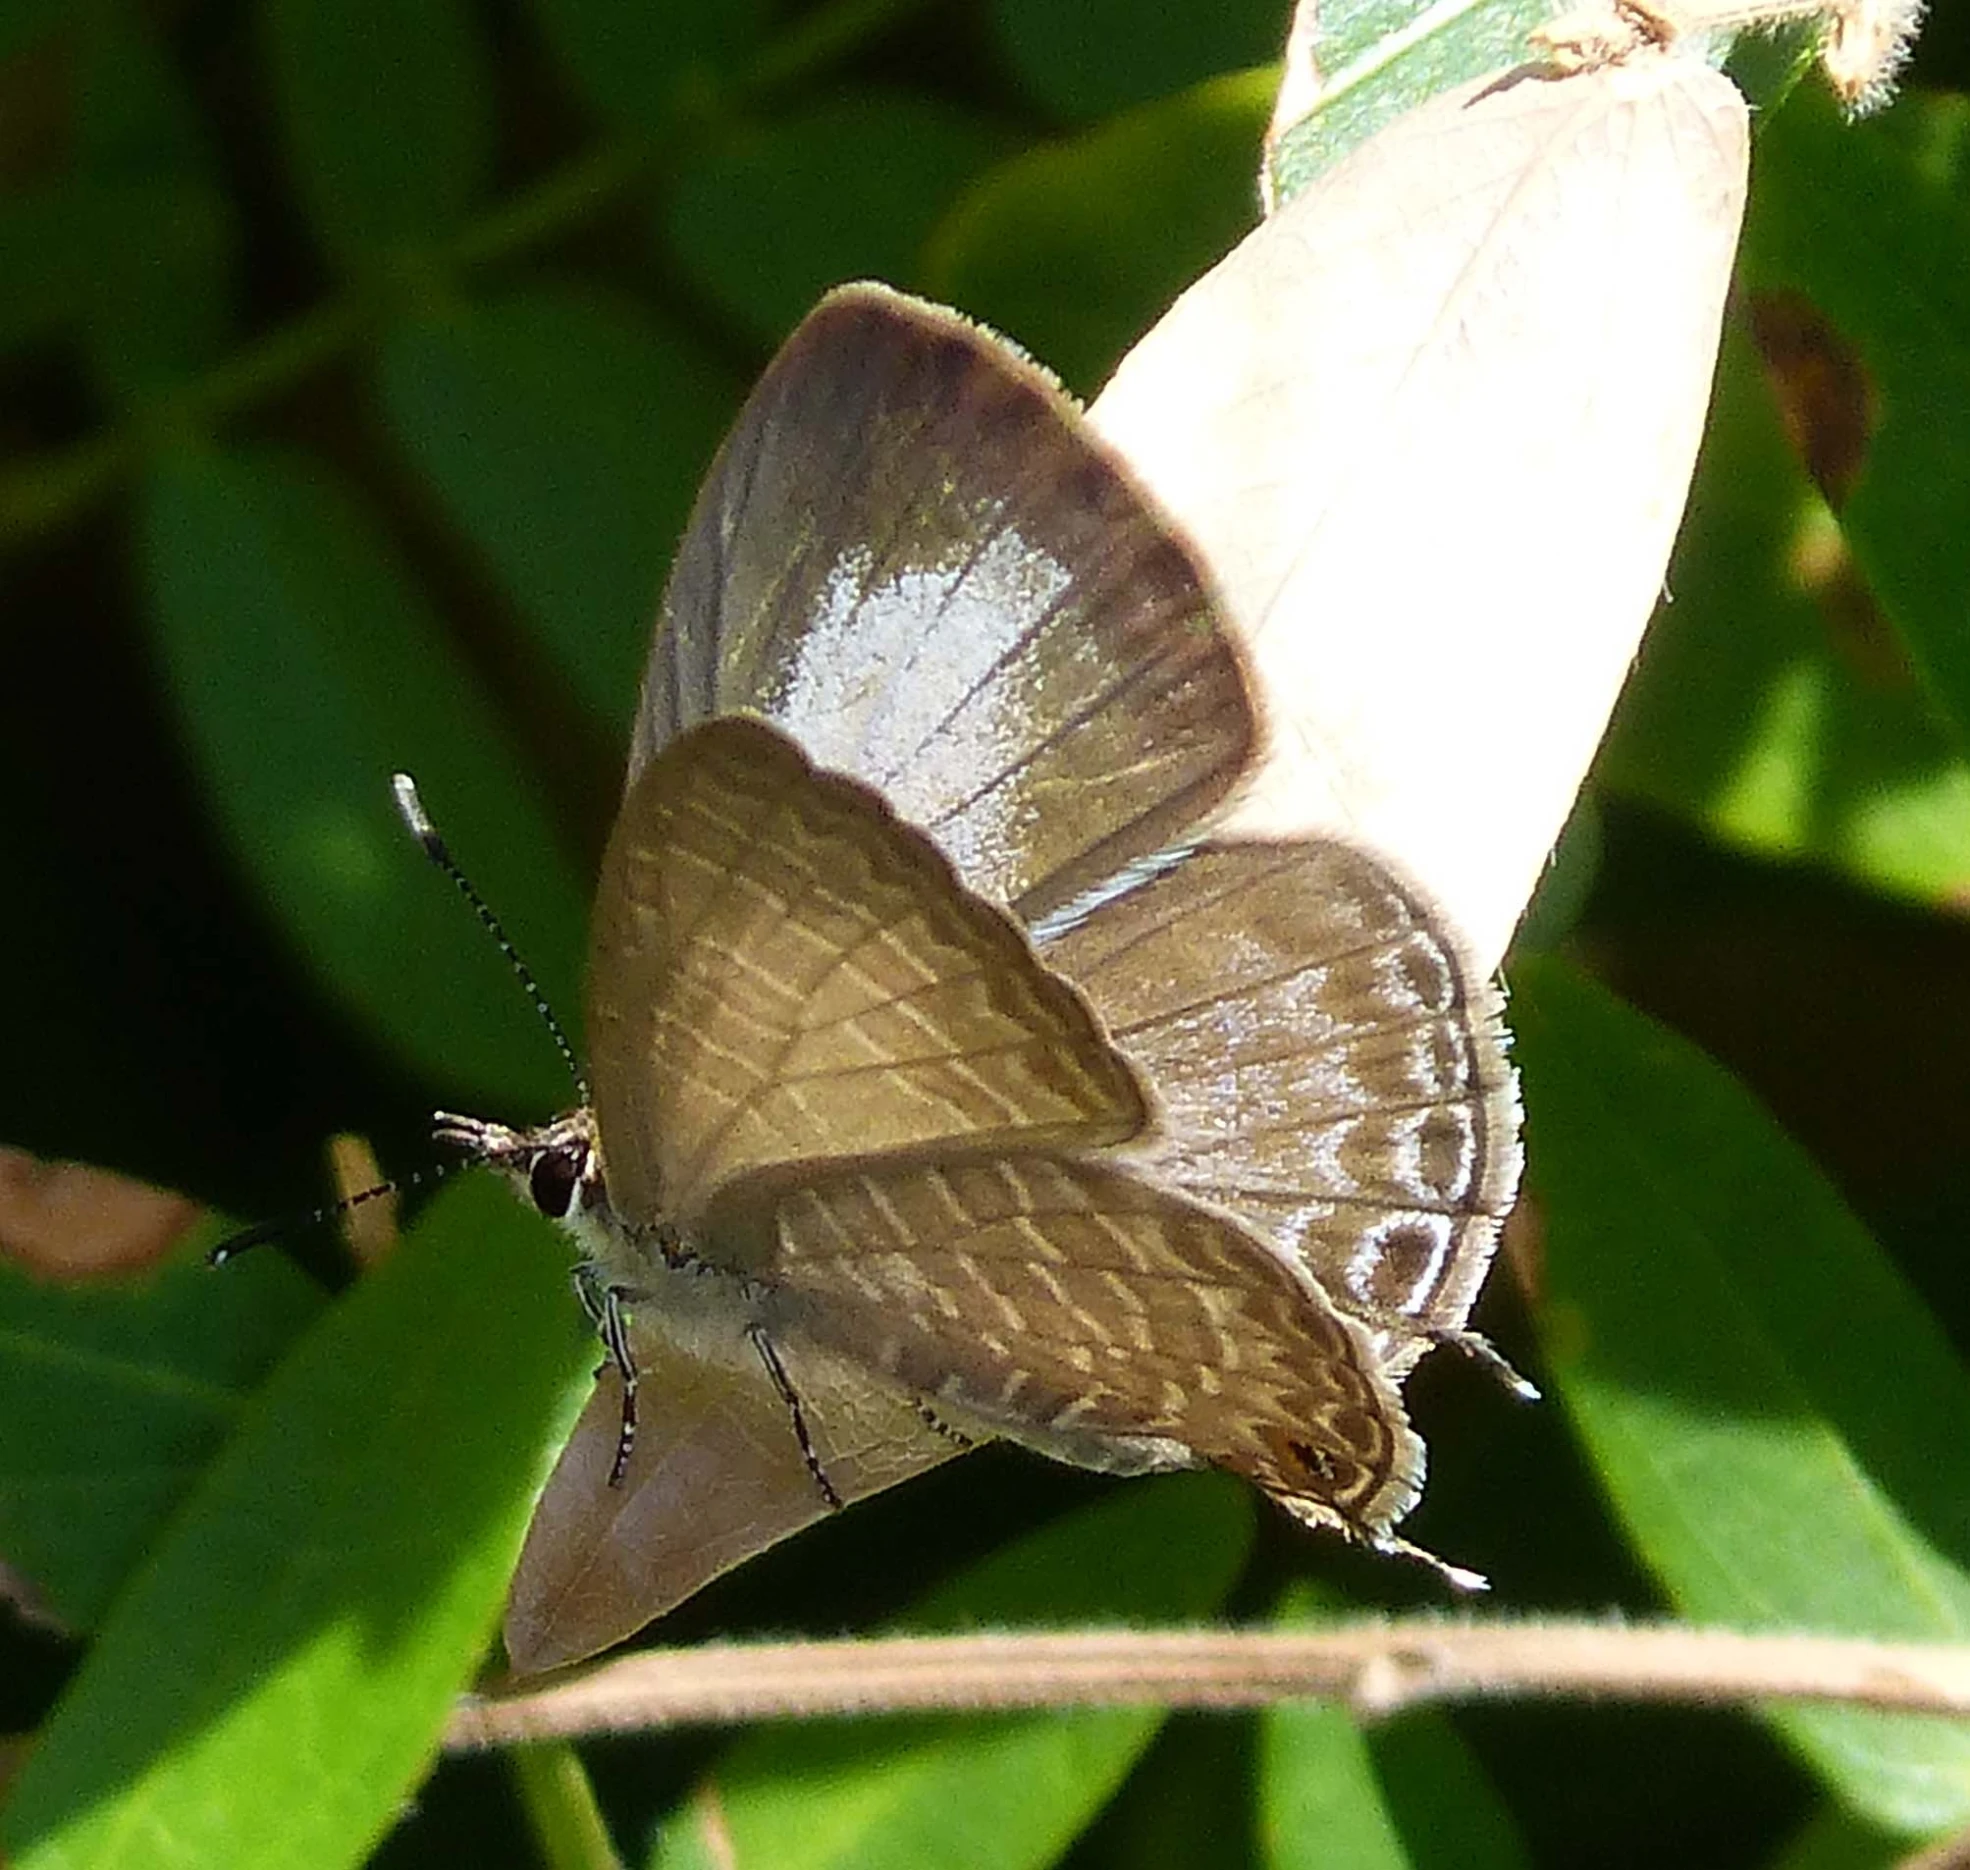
[391,773,589,1105]
[207,1165,453,1266]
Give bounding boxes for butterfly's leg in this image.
[910,1398,976,1450]
[596,1282,640,1487]
[746,1322,843,1509]
[571,1262,607,1334]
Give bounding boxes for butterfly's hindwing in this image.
[729,1150,1423,1537]
[506,1287,960,1673]
[1044,841,1521,1374]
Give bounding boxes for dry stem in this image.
[447,1619,1970,1750]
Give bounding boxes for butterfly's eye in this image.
[529,1148,583,1219]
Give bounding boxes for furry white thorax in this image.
[434,1106,777,1375]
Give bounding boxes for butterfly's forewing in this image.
[629,283,1257,925]
[1041,842,1521,1379]
[710,1152,1422,1542]
[506,1314,959,1674]
[588,715,1149,1225]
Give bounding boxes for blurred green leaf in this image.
[71,6,235,397]
[989,0,1285,122]
[1258,1589,1532,1870]
[0,1176,595,1870]
[0,0,65,60]
[1598,326,1970,908]
[510,1741,623,1870]
[0,182,93,355]
[0,173,231,406]
[262,0,493,270]
[1770,1801,1912,1870]
[1369,1711,1533,1870]
[1512,958,1970,1836]
[72,10,202,173]
[139,445,587,1113]
[1868,89,1970,211]
[900,1469,1251,1631]
[1078,1716,1257,1870]
[0,9,235,397]
[528,0,768,135]
[649,1474,1254,1870]
[927,68,1271,391]
[0,1221,322,1632]
[1264,0,1552,201]
[70,174,235,404]
[664,91,1014,350]
[378,286,739,732]
[1261,1704,1410,1870]
[1740,87,1970,758]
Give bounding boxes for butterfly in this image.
[440,285,1520,1673]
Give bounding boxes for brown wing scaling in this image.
[1042,840,1521,1377]
[587,717,1150,1225]
[720,1150,1423,1539]
[630,283,1258,923]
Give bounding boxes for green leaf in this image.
[262,0,493,270]
[1598,325,1970,908]
[0,1220,322,1632]
[649,1474,1254,1870]
[1739,86,1970,761]
[1511,958,1970,1836]
[377,287,739,731]
[69,174,234,405]
[0,11,235,396]
[663,91,1014,351]
[1770,1802,1911,1870]
[0,182,95,356]
[1261,1703,1411,1870]
[0,0,66,61]
[1368,1712,1534,1870]
[900,1470,1252,1631]
[139,445,587,1113]
[1869,91,1970,217]
[509,1742,624,1870]
[1077,1716,1256,1870]
[527,0,768,135]
[0,1176,596,1870]
[926,68,1272,392]
[1258,1588,1532,1870]
[1264,0,1555,202]
[71,5,236,397]
[989,0,1286,122]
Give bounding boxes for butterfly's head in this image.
[433,1107,610,1235]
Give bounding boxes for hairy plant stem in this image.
[447,1619,1970,1748]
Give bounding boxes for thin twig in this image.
[446,1620,1970,1750]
